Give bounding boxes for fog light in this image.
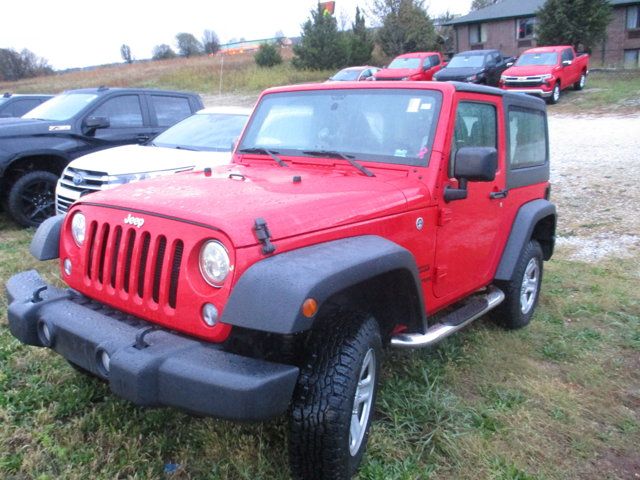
[202,303,219,327]
[97,349,111,375]
[64,258,72,275]
[37,320,53,347]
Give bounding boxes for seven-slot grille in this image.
[84,220,184,309]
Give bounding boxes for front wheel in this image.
[289,312,382,480]
[573,72,586,90]
[547,83,561,104]
[7,170,58,227]
[494,240,544,330]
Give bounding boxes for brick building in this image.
[446,0,640,67]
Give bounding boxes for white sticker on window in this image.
[420,103,432,110]
[394,149,408,157]
[407,98,421,113]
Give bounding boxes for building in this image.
[446,0,640,67]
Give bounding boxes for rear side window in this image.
[450,101,497,176]
[10,99,42,117]
[152,95,192,127]
[508,107,547,168]
[92,95,143,128]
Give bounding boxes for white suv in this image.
[56,106,251,213]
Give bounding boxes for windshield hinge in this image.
[254,218,276,255]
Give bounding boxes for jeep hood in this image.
[503,65,559,77]
[69,144,233,175]
[79,163,413,247]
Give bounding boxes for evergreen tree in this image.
[255,43,283,67]
[374,0,437,57]
[536,0,612,51]
[293,6,349,70]
[348,7,374,65]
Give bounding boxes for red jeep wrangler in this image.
[7,81,556,479]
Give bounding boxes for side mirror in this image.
[444,147,497,202]
[83,116,110,134]
[506,61,514,67]
[562,60,572,67]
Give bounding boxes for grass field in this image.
[0,54,639,479]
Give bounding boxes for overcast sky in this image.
[1,0,472,70]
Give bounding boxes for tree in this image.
[202,30,220,55]
[536,0,612,52]
[255,43,283,67]
[0,48,52,81]
[120,44,133,64]
[175,32,203,57]
[293,6,349,70]
[152,44,177,60]
[274,30,287,46]
[471,0,501,10]
[374,0,437,57]
[435,10,457,55]
[347,7,374,65]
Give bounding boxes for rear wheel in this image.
[573,72,586,90]
[494,240,544,330]
[7,171,58,227]
[289,311,381,480]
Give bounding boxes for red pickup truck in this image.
[500,46,589,104]
[374,51,446,81]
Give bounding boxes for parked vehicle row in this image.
[328,44,589,106]
[0,93,52,118]
[0,87,204,227]
[7,80,556,480]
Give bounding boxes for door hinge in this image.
[438,208,452,226]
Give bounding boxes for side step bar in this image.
[390,286,505,349]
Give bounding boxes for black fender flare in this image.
[0,150,70,178]
[495,199,556,281]
[220,235,427,334]
[30,214,65,261]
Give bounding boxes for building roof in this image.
[446,0,638,25]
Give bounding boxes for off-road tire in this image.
[547,82,561,105]
[289,311,382,480]
[573,72,586,90]
[494,240,544,330]
[8,170,58,227]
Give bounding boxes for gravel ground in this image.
[549,113,640,263]
[203,92,640,264]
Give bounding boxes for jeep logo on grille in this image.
[124,213,145,228]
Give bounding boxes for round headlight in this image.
[71,212,86,246]
[199,240,231,287]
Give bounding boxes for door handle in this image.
[490,189,508,199]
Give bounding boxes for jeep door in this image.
[81,94,155,150]
[433,95,508,301]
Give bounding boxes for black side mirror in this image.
[444,147,497,202]
[83,116,110,134]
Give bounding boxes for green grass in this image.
[1,210,638,479]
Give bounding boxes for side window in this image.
[92,95,143,128]
[450,101,497,177]
[430,55,440,66]
[508,107,547,168]
[562,48,574,62]
[11,99,41,117]
[152,95,192,127]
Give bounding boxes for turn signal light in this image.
[302,298,318,318]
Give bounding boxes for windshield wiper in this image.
[174,145,201,151]
[238,147,288,167]
[302,150,375,177]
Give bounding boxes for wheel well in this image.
[532,214,556,260]
[319,269,424,339]
[3,155,67,184]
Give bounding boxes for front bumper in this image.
[6,270,299,421]
[502,87,553,98]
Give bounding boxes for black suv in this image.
[0,87,203,227]
[0,93,53,118]
[434,49,513,86]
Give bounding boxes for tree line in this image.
[0,48,52,82]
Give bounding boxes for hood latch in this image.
[254,218,276,255]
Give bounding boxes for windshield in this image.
[153,112,248,151]
[388,57,421,69]
[239,89,442,166]
[447,54,486,68]
[331,69,362,81]
[515,52,558,66]
[23,93,97,121]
